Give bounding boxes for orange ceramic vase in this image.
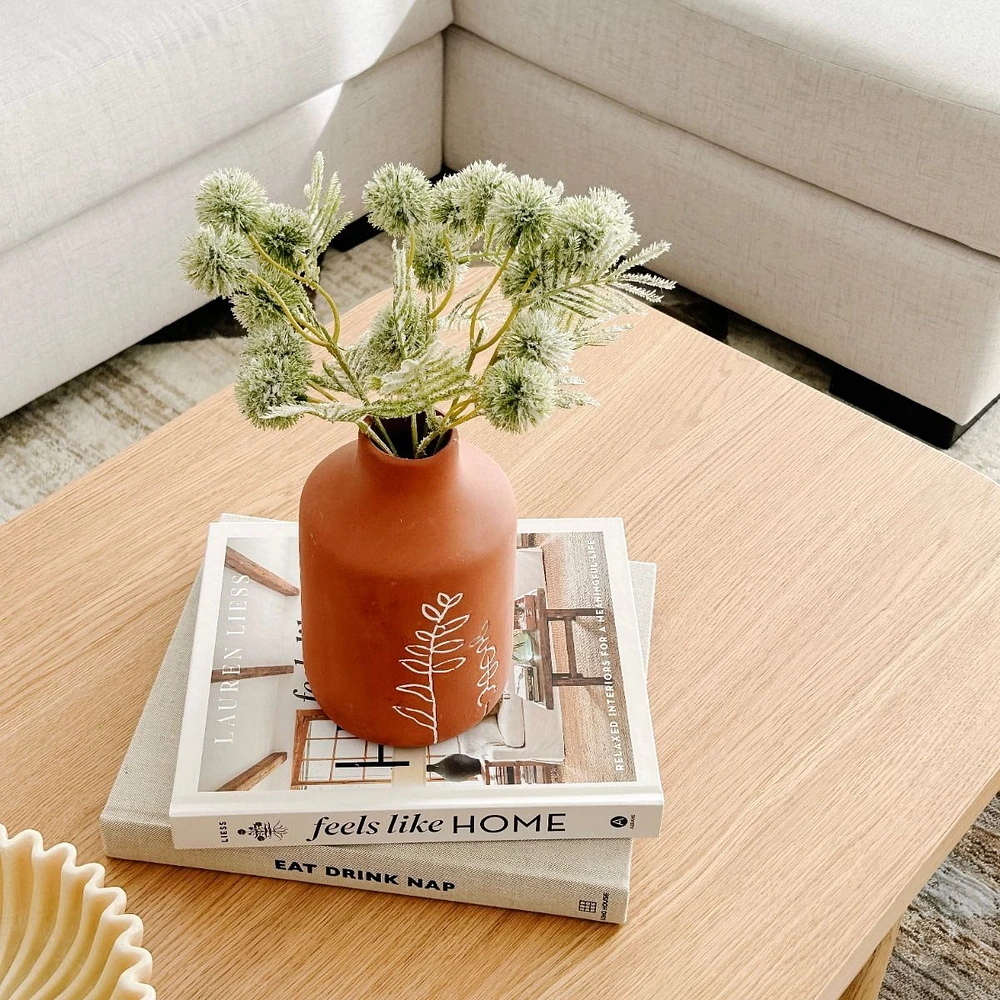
[298,425,517,747]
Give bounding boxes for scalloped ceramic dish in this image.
[0,826,154,999]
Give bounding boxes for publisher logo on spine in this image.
[237,820,289,842]
[610,815,629,828]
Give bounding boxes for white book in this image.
[101,549,655,924]
[170,518,662,848]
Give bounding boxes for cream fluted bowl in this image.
[0,826,154,999]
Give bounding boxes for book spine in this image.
[101,817,630,924]
[169,800,661,849]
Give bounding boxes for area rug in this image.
[1,235,998,998]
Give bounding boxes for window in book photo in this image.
[289,710,475,786]
[199,527,639,793]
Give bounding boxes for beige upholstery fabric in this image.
[453,0,1000,257]
[445,29,1000,425]
[0,37,444,419]
[0,0,451,255]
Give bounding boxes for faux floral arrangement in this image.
[180,155,672,458]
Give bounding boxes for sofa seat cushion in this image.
[0,0,451,254]
[454,0,1000,257]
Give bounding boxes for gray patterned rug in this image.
[1,235,998,997]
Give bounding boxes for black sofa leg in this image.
[828,365,995,448]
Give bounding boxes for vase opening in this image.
[366,413,452,460]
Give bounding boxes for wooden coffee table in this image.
[3,286,1000,999]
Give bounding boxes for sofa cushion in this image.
[453,0,1000,257]
[0,0,451,255]
[445,28,1000,425]
[0,36,444,419]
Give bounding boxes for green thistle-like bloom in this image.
[499,246,550,302]
[478,357,558,433]
[195,168,268,233]
[500,310,575,373]
[179,226,253,297]
[431,161,508,235]
[234,328,313,429]
[353,295,437,385]
[412,225,455,295]
[363,163,432,237]
[586,187,637,255]
[553,195,611,269]
[550,189,637,273]
[256,204,313,270]
[486,174,562,253]
[231,267,310,333]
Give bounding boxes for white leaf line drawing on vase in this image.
[473,620,499,710]
[394,592,469,743]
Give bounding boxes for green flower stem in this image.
[433,408,482,444]
[297,329,332,348]
[307,381,337,401]
[465,248,514,370]
[471,301,521,357]
[326,342,398,456]
[246,232,342,345]
[285,300,398,458]
[252,274,398,457]
[443,396,475,422]
[428,234,457,319]
[251,274,325,347]
[358,421,395,455]
[441,384,476,425]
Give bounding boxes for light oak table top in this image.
[3,287,1000,1000]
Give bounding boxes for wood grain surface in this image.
[3,280,1000,999]
[842,920,902,1000]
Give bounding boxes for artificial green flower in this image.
[179,226,253,297]
[363,163,432,237]
[234,328,312,428]
[551,193,618,272]
[588,187,637,249]
[478,357,558,433]
[195,168,268,233]
[486,174,562,253]
[256,204,313,270]
[411,225,456,295]
[432,161,509,236]
[500,310,574,372]
[499,246,550,302]
[180,154,672,458]
[353,295,437,385]
[231,266,309,333]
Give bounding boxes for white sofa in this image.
[3,0,997,446]
[0,1,450,418]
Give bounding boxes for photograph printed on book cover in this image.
[195,523,638,810]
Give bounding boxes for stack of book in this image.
[101,515,660,923]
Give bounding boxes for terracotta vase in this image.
[298,424,517,747]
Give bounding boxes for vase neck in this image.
[356,426,460,485]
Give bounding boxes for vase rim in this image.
[357,424,458,469]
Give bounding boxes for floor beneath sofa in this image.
[1,233,998,997]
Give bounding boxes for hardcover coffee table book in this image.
[169,518,662,848]
[101,533,655,924]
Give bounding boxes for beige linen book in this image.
[101,525,655,923]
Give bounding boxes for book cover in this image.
[101,549,656,923]
[170,518,662,848]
